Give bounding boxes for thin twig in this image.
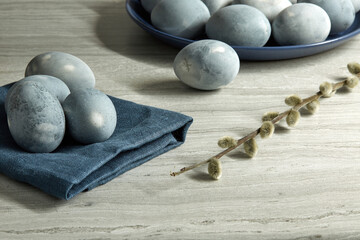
[170,79,348,177]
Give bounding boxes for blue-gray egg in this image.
[141,0,161,13]
[272,3,331,45]
[352,0,360,12]
[5,75,70,114]
[298,0,355,34]
[173,40,240,90]
[25,51,95,92]
[201,0,233,15]
[6,81,65,153]
[233,0,292,22]
[151,0,210,39]
[206,5,271,47]
[351,0,360,12]
[62,88,117,144]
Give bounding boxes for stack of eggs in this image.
[5,52,117,153]
[140,0,359,90]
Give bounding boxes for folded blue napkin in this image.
[0,84,192,200]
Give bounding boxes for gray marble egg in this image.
[173,40,240,90]
[62,88,117,144]
[206,5,271,47]
[25,51,95,92]
[151,0,210,39]
[140,0,161,13]
[298,0,355,34]
[6,81,65,153]
[5,75,70,114]
[272,3,331,45]
[352,0,360,12]
[233,0,292,22]
[201,0,233,15]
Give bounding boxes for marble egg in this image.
[25,51,95,92]
[140,0,161,13]
[272,3,331,45]
[233,0,292,22]
[206,5,271,47]
[62,88,117,144]
[6,81,65,153]
[201,0,233,15]
[173,40,240,90]
[351,0,360,12]
[298,0,355,34]
[151,0,210,39]
[5,75,70,113]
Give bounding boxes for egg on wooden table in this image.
[298,0,355,34]
[62,88,117,144]
[5,75,70,113]
[173,40,240,90]
[201,0,233,15]
[151,0,210,39]
[233,0,292,22]
[206,5,271,47]
[25,51,95,92]
[272,3,331,45]
[6,81,65,153]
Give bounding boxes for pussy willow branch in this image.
[170,80,346,177]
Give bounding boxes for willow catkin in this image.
[286,109,300,127]
[208,158,222,180]
[345,76,359,88]
[262,112,279,122]
[285,95,302,106]
[260,121,275,139]
[306,100,320,114]
[244,138,258,158]
[218,136,237,148]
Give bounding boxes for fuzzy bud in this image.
[208,158,222,180]
[262,111,279,122]
[286,109,300,127]
[260,121,275,139]
[285,94,303,106]
[218,136,237,148]
[347,62,360,75]
[306,100,320,114]
[244,138,258,158]
[319,82,333,97]
[345,76,359,88]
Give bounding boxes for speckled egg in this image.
[62,88,117,144]
[206,5,271,47]
[151,0,210,39]
[25,51,95,92]
[140,0,161,13]
[298,0,355,34]
[233,0,292,22]
[351,0,360,12]
[173,40,240,90]
[6,81,65,153]
[5,75,70,113]
[272,3,331,45]
[201,0,233,15]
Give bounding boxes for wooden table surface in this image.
[1,0,360,239]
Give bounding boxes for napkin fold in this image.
[0,84,192,200]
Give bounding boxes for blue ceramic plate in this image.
[126,0,360,61]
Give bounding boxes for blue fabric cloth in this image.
[0,84,192,200]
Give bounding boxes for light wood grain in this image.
[1,0,360,239]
